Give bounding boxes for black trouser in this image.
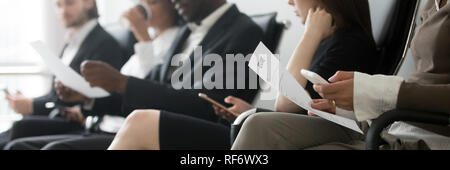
[5,133,115,150]
[0,116,84,150]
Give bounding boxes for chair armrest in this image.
[366,109,450,150]
[230,108,258,145]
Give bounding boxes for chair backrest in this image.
[104,24,137,63]
[369,0,419,75]
[250,12,285,53]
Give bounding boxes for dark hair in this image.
[320,0,375,44]
[87,0,99,19]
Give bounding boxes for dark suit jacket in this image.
[32,24,125,116]
[90,5,263,122]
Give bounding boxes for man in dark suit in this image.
[1,0,124,149]
[5,0,264,150]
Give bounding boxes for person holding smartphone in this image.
[108,0,379,150]
[233,0,450,150]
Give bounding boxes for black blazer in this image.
[91,5,263,122]
[32,24,125,116]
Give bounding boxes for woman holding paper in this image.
[233,0,450,150]
[108,0,378,150]
[231,0,378,150]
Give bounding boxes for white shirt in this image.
[120,27,179,79]
[84,27,179,113]
[61,19,98,65]
[174,3,233,62]
[351,72,450,150]
[97,4,233,133]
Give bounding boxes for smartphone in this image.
[198,93,235,115]
[301,69,329,85]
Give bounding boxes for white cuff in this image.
[353,72,404,121]
[83,99,95,111]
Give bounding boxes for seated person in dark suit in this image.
[1,0,124,149]
[5,0,263,150]
[107,0,380,150]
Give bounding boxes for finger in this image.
[307,8,314,18]
[311,100,334,110]
[312,99,327,104]
[328,71,354,83]
[81,60,104,74]
[5,93,12,100]
[225,96,246,106]
[213,106,221,115]
[308,111,318,117]
[223,113,235,122]
[130,8,144,19]
[313,84,340,95]
[334,100,353,110]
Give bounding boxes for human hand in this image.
[81,61,129,93]
[5,91,33,115]
[123,6,151,42]
[55,81,90,103]
[313,71,355,111]
[62,106,85,125]
[309,99,336,117]
[213,96,254,123]
[305,8,335,40]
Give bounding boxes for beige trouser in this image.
[231,112,366,150]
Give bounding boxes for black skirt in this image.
[159,110,231,150]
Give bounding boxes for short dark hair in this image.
[87,0,99,19]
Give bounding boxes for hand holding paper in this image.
[31,41,110,98]
[249,42,363,134]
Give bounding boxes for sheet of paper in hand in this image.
[248,42,363,134]
[30,41,110,98]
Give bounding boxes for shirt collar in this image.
[65,19,98,46]
[187,3,233,32]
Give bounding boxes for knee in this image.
[241,112,275,132]
[125,109,161,127]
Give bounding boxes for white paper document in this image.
[31,41,110,98]
[249,42,363,134]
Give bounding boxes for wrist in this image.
[117,75,129,93]
[84,98,93,104]
[27,98,34,115]
[135,29,152,42]
[304,28,325,40]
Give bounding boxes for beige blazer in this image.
[397,0,450,136]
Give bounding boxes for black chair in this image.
[366,109,450,150]
[250,12,287,53]
[364,0,450,150]
[104,24,138,64]
[374,0,419,75]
